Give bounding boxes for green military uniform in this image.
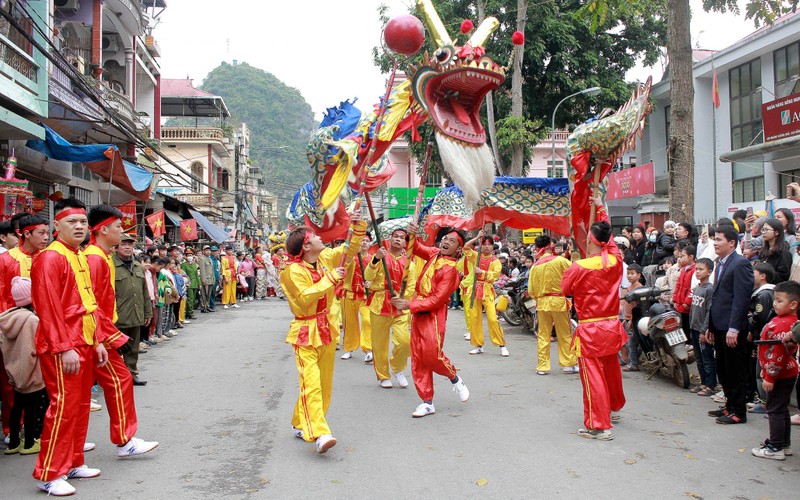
[181,257,201,319]
[113,253,153,376]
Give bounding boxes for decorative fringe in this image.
[435,131,495,205]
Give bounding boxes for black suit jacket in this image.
[709,251,754,333]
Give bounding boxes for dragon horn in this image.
[416,0,452,47]
[468,17,500,47]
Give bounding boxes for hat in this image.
[185,247,195,255]
[646,227,656,234]
[203,245,211,250]
[210,245,219,251]
[663,220,676,229]
[11,276,31,307]
[225,245,233,250]
[498,253,509,259]
[120,233,135,243]
[614,236,630,249]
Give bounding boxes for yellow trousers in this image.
[342,297,372,353]
[291,343,336,442]
[536,309,576,371]
[470,295,505,347]
[329,296,342,345]
[222,281,237,305]
[369,312,410,381]
[178,298,186,322]
[462,293,477,337]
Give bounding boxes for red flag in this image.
[146,210,166,238]
[117,200,137,231]
[180,219,198,241]
[712,68,720,109]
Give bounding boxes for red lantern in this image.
[384,15,425,55]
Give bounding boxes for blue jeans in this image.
[691,329,717,388]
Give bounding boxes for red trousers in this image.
[93,349,138,445]
[577,354,626,431]
[0,352,14,436]
[34,345,94,482]
[410,313,457,403]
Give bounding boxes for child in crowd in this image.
[0,277,48,455]
[673,244,696,334]
[691,258,717,396]
[155,257,175,340]
[748,262,777,414]
[622,264,643,371]
[751,280,800,461]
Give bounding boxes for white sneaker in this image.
[83,442,96,452]
[90,401,101,412]
[233,304,240,308]
[380,379,393,389]
[562,366,579,374]
[117,437,159,458]
[500,346,509,357]
[340,352,352,360]
[611,411,621,422]
[223,305,229,309]
[452,376,469,402]
[464,333,470,341]
[784,447,793,456]
[578,428,614,440]
[36,476,75,496]
[315,434,336,453]
[364,352,374,363]
[291,426,303,440]
[169,329,178,336]
[469,347,484,355]
[3,436,9,445]
[394,372,409,388]
[751,446,786,460]
[411,402,435,418]
[68,464,101,479]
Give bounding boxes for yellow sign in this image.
[522,228,544,244]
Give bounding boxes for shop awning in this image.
[164,210,183,225]
[25,124,154,200]
[189,209,230,243]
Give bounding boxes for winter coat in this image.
[0,307,43,393]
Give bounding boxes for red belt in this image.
[542,293,565,297]
[295,309,329,321]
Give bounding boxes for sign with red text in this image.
[762,92,800,142]
[606,162,655,200]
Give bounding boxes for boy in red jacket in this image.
[672,244,696,334]
[751,280,800,461]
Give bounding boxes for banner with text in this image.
[606,162,655,200]
[762,92,800,142]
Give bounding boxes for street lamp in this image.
[550,86,602,177]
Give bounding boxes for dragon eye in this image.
[435,49,448,61]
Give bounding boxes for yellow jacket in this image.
[364,250,416,316]
[528,253,571,312]
[280,222,366,346]
[458,246,479,297]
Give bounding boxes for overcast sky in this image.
[152,0,757,120]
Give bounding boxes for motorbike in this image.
[623,286,696,388]
[496,275,536,333]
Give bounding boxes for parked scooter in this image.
[496,275,536,333]
[623,286,696,388]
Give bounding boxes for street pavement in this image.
[2,299,798,499]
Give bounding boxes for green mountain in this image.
[200,62,315,227]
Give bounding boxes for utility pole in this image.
[233,135,241,240]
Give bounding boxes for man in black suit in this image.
[707,224,753,424]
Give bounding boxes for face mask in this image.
[648,234,657,243]
[187,256,194,262]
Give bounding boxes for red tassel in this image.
[460,19,474,34]
[512,31,525,45]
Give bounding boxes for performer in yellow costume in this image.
[280,213,365,454]
[456,232,484,341]
[220,246,239,308]
[340,235,373,361]
[364,229,415,389]
[468,236,508,356]
[528,235,578,374]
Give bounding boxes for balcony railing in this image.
[176,192,214,207]
[101,84,136,123]
[161,127,227,142]
[107,0,144,32]
[0,14,38,83]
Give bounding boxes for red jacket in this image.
[758,314,799,384]
[672,264,695,314]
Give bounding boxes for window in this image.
[191,162,204,193]
[71,163,94,182]
[611,216,633,236]
[780,168,800,198]
[729,59,763,150]
[774,41,800,98]
[732,162,764,203]
[426,168,442,187]
[68,186,94,206]
[546,160,564,178]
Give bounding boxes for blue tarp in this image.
[189,209,231,244]
[26,124,154,200]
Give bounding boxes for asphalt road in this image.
[2,300,798,499]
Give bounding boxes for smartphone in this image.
[746,206,753,217]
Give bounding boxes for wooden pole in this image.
[364,192,397,298]
[586,161,603,247]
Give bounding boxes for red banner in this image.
[606,162,655,200]
[117,200,137,231]
[146,210,165,238]
[180,219,198,241]
[762,92,800,142]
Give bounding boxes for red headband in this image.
[21,223,47,235]
[589,232,610,268]
[449,231,464,246]
[55,208,87,221]
[535,245,550,259]
[288,230,314,263]
[91,215,119,232]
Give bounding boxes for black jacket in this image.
[710,252,754,334]
[748,285,775,341]
[761,246,792,283]
[632,240,647,266]
[655,233,676,264]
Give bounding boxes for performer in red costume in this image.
[0,214,49,440]
[561,196,627,440]
[31,198,109,496]
[85,204,158,457]
[392,223,470,418]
